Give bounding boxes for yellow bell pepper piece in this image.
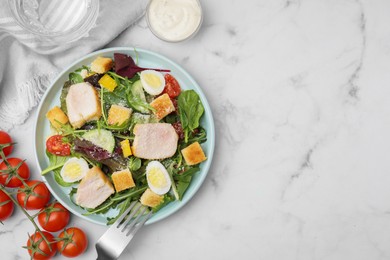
[99,74,117,92]
[120,139,132,157]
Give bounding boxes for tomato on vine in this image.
[17,180,50,210]
[57,227,88,258]
[0,131,14,157]
[0,158,30,187]
[26,231,57,260]
[0,189,14,221]
[38,202,70,232]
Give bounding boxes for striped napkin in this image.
[0,0,148,131]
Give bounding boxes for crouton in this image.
[46,106,68,130]
[66,82,102,129]
[90,56,113,74]
[107,104,132,126]
[111,169,135,192]
[140,188,163,207]
[181,142,207,165]
[150,93,175,120]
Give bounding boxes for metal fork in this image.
[96,201,153,260]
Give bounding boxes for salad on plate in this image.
[42,52,208,224]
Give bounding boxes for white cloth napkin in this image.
[0,0,148,131]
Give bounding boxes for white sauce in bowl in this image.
[147,0,203,42]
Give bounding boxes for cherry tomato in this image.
[57,227,88,258]
[0,131,13,157]
[0,190,14,221]
[26,231,57,260]
[162,74,181,98]
[17,180,50,210]
[38,202,70,232]
[46,135,71,156]
[0,158,30,187]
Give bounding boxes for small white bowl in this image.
[146,0,204,43]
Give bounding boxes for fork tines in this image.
[115,201,152,236]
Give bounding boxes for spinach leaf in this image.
[176,175,193,200]
[42,151,74,187]
[69,72,83,84]
[176,175,192,200]
[128,157,142,171]
[173,166,200,200]
[60,81,71,114]
[177,90,204,142]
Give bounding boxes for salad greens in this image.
[114,53,170,79]
[60,81,71,114]
[42,52,208,224]
[177,90,205,142]
[69,72,83,84]
[44,151,73,187]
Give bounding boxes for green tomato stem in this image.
[41,162,66,175]
[0,185,52,250]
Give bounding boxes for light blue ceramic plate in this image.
[34,47,215,226]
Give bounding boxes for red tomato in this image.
[26,231,57,260]
[0,158,30,187]
[0,190,14,221]
[17,180,50,210]
[162,74,181,98]
[38,202,70,232]
[57,227,88,258]
[46,135,71,156]
[0,131,13,157]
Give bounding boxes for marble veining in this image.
[344,0,366,100]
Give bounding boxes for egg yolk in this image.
[143,73,162,89]
[148,167,167,188]
[63,162,82,178]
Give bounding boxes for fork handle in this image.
[97,256,115,260]
[96,252,117,260]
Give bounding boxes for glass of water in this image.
[8,0,99,46]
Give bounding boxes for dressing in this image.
[147,0,203,42]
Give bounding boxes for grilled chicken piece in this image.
[132,123,178,160]
[66,82,102,129]
[75,166,114,209]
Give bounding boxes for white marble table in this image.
[3,0,390,259]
